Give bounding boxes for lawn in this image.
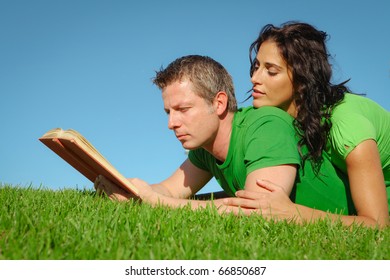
[0,184,389,260]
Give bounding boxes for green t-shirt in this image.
[189,106,354,214]
[326,93,390,207]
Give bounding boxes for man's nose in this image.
[168,112,179,130]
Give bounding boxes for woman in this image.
[224,22,389,228]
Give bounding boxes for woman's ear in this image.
[214,91,229,115]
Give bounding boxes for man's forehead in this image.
[162,79,194,95]
[162,81,204,106]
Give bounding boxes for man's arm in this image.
[244,164,297,195]
[149,158,212,199]
[95,159,229,209]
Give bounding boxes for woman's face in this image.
[251,40,297,117]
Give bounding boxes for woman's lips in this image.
[252,89,266,98]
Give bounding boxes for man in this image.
[95,55,351,214]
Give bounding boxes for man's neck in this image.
[203,111,234,163]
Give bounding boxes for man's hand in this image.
[94,175,162,205]
[94,175,138,202]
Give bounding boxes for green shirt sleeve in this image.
[243,113,300,175]
[330,112,377,159]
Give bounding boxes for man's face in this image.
[162,79,219,150]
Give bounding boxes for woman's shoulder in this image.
[333,93,386,114]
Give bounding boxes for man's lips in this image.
[175,134,187,140]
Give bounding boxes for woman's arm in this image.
[223,141,389,228]
[344,139,388,226]
[223,178,387,228]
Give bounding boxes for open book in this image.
[39,128,139,196]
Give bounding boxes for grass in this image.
[0,184,389,260]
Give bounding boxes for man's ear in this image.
[214,91,229,116]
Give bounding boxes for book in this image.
[39,128,139,196]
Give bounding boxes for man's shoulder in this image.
[236,106,294,124]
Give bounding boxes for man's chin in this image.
[182,143,195,150]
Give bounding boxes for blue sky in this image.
[1,0,389,194]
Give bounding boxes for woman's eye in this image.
[267,71,277,76]
[266,67,278,76]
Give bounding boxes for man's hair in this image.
[153,55,237,112]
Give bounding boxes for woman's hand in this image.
[223,179,298,221]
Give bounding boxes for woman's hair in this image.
[153,55,237,112]
[249,21,349,171]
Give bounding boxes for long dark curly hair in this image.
[249,21,350,171]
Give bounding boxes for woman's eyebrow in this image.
[264,62,283,70]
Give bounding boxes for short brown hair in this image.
[153,55,237,112]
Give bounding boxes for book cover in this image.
[39,128,139,196]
